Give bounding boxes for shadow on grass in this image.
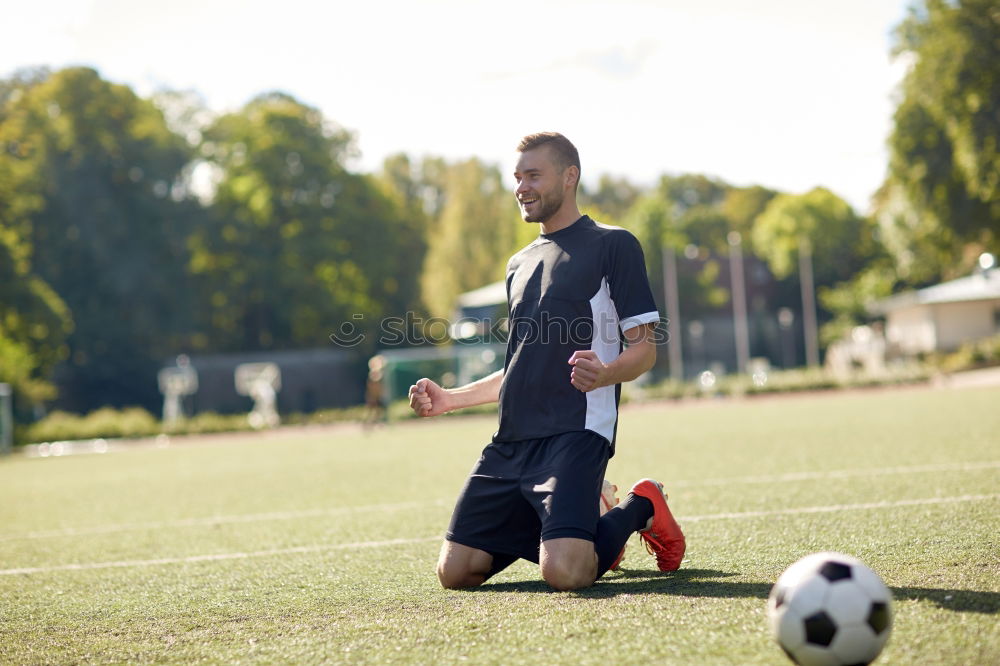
[474,569,1000,613]
[891,586,999,614]
[475,568,772,600]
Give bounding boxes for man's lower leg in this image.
[594,493,654,576]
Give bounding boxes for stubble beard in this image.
[521,188,564,224]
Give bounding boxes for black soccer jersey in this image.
[495,215,659,452]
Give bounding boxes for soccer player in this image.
[408,132,685,591]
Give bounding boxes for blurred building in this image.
[165,348,362,416]
[370,283,508,402]
[454,280,508,327]
[872,265,1000,355]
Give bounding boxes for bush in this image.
[165,412,254,436]
[716,368,837,396]
[642,364,931,403]
[936,334,1000,373]
[20,407,259,444]
[639,379,701,401]
[23,407,160,443]
[16,358,942,446]
[285,405,370,426]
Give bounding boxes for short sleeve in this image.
[606,230,660,332]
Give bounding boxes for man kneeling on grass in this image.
[408,132,685,591]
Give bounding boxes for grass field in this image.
[1,385,998,665]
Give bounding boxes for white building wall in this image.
[886,306,937,354]
[932,301,1000,350]
[887,299,1000,354]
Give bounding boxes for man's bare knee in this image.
[437,565,483,589]
[540,559,595,591]
[436,541,492,590]
[539,538,598,591]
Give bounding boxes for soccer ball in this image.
[768,552,893,666]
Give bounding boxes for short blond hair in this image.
[517,132,580,177]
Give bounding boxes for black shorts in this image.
[444,431,610,564]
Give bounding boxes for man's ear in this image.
[565,165,580,190]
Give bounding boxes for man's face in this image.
[514,147,566,223]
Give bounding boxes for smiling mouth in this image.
[520,197,539,206]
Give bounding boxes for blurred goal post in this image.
[377,343,505,402]
[0,383,12,455]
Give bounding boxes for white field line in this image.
[3,460,998,543]
[670,460,1000,488]
[2,494,997,577]
[0,500,450,543]
[0,536,441,576]
[677,493,1000,522]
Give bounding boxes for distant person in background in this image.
[364,355,388,427]
[408,132,685,591]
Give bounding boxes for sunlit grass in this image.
[1,386,998,664]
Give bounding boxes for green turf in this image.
[1,386,998,664]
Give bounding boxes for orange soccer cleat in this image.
[630,478,686,571]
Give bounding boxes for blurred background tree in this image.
[0,67,198,413]
[189,92,424,354]
[752,187,877,287]
[1,0,997,424]
[877,0,999,281]
[0,227,72,409]
[418,157,521,319]
[580,174,642,222]
[753,188,882,348]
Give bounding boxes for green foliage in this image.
[23,407,160,443]
[719,185,778,242]
[626,181,744,318]
[642,365,935,401]
[657,173,729,213]
[896,0,1000,208]
[626,195,675,250]
[680,205,733,256]
[14,32,996,420]
[817,264,898,346]
[0,223,71,404]
[882,0,999,272]
[18,407,268,444]
[0,67,199,411]
[623,195,670,310]
[191,93,425,353]
[165,411,258,436]
[580,174,643,221]
[752,187,877,284]
[0,66,49,125]
[0,332,54,405]
[871,181,957,283]
[419,157,521,318]
[933,332,1000,372]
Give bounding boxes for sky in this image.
[2,0,913,213]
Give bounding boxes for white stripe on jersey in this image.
[585,277,620,442]
[620,311,660,332]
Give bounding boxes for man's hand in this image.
[568,325,658,392]
[408,370,503,417]
[568,350,611,392]
[408,378,451,417]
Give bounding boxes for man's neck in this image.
[539,204,583,235]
